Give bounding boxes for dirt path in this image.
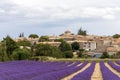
[76,63,82,66]
[114,62,120,66]
[105,63,120,77]
[67,62,75,67]
[62,63,91,80]
[91,63,103,80]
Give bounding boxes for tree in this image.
[115,52,120,58]
[21,32,24,37]
[71,42,80,51]
[113,34,120,38]
[35,44,64,58]
[19,33,24,37]
[78,28,87,36]
[0,42,9,61]
[54,39,65,43]
[59,41,73,58]
[19,33,22,37]
[12,48,31,60]
[64,51,73,58]
[77,49,85,58]
[35,44,51,56]
[48,46,64,58]
[29,34,39,38]
[59,41,72,52]
[111,51,120,58]
[101,52,109,58]
[39,36,49,42]
[2,36,18,57]
[17,40,31,47]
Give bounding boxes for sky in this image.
[0,0,120,39]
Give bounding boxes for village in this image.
[14,30,120,58]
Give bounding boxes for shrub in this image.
[12,48,31,60]
[101,52,109,59]
[64,51,73,58]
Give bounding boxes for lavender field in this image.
[0,60,120,80]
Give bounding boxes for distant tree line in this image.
[113,34,120,38]
[0,34,87,61]
[0,36,32,61]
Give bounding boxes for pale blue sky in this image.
[0,0,120,39]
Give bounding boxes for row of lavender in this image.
[71,61,120,80]
[108,61,120,72]
[0,60,120,80]
[0,60,87,80]
[100,61,120,80]
[71,61,95,80]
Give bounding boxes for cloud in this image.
[103,15,115,20]
[0,0,119,23]
[7,0,120,21]
[0,0,119,39]
[0,8,5,15]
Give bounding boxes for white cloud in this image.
[20,7,120,21]
[0,0,119,24]
[103,15,115,20]
[0,0,120,39]
[6,0,119,21]
[11,0,120,7]
[0,8,5,13]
